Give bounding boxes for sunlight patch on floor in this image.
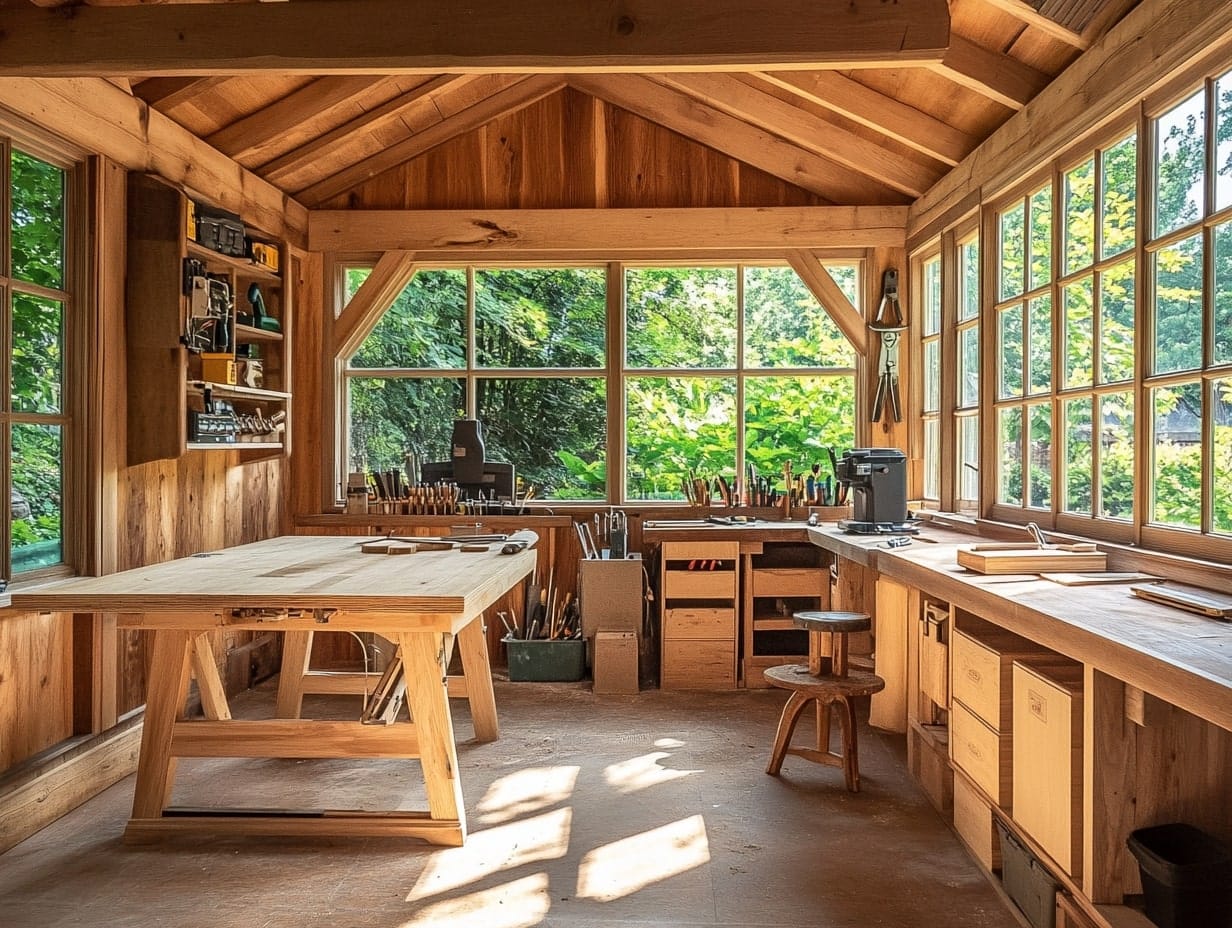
[603,751,700,794]
[575,814,711,902]
[407,807,573,902]
[398,872,551,928]
[475,765,580,825]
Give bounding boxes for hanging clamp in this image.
[869,269,905,423]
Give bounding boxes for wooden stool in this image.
[764,611,886,792]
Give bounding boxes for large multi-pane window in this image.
[1146,73,1232,537]
[918,252,942,504]
[5,143,71,578]
[341,262,858,502]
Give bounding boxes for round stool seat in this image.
[792,610,871,633]
[763,663,885,698]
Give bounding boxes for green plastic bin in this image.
[505,637,586,682]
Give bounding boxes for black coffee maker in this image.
[835,448,917,534]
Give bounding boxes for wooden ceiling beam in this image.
[755,71,975,168]
[568,74,903,205]
[335,251,420,359]
[655,72,941,198]
[296,75,568,206]
[131,76,232,110]
[978,0,1089,49]
[929,35,1051,110]
[0,0,950,76]
[206,76,391,162]
[784,251,868,357]
[309,207,908,253]
[260,74,489,193]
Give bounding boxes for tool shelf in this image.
[126,172,292,464]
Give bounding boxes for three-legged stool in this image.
[764,611,885,792]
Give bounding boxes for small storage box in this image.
[997,819,1059,928]
[593,631,639,695]
[505,637,585,682]
[1127,823,1232,928]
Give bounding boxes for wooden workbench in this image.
[11,534,536,846]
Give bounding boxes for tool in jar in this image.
[869,268,905,423]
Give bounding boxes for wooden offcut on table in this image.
[11,534,537,846]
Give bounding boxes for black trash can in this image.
[1127,823,1232,928]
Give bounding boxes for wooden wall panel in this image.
[0,612,73,770]
[605,106,739,208]
[738,163,825,207]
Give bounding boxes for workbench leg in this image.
[457,615,499,742]
[190,632,231,721]
[275,631,314,719]
[130,629,194,822]
[400,631,466,844]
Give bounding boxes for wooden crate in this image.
[951,698,1012,807]
[953,769,1002,873]
[952,626,1050,731]
[1012,659,1084,878]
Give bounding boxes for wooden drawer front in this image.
[953,770,1001,873]
[664,608,736,639]
[951,700,1011,806]
[750,567,822,598]
[664,569,736,600]
[951,627,1049,731]
[662,541,739,561]
[661,639,736,689]
[919,605,949,708]
[1012,661,1083,877]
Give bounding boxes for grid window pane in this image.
[959,325,980,408]
[1028,403,1052,509]
[1153,234,1204,375]
[999,304,1024,399]
[1215,222,1232,366]
[11,423,63,573]
[998,406,1024,506]
[924,339,940,413]
[1102,134,1138,259]
[347,377,465,472]
[625,377,736,500]
[743,266,854,368]
[1029,186,1052,291]
[1100,259,1136,383]
[1154,89,1206,236]
[957,415,980,506]
[1063,398,1093,514]
[924,418,940,501]
[343,267,370,311]
[11,150,65,290]
[1099,392,1135,521]
[11,292,63,414]
[1151,382,1202,528]
[475,269,606,368]
[477,378,606,499]
[1000,202,1025,300]
[626,268,737,368]
[959,238,980,321]
[352,270,467,369]
[1216,71,1232,213]
[744,376,855,488]
[1028,294,1052,396]
[1064,278,1095,389]
[923,256,942,335]
[1064,158,1096,274]
[1215,378,1232,534]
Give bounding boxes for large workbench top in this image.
[806,523,1232,734]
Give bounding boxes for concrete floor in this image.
[0,679,1022,928]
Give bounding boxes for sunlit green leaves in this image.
[1099,393,1134,521]
[476,268,605,368]
[1151,382,1202,528]
[1000,202,1025,300]
[11,424,62,571]
[1154,89,1205,237]
[352,269,467,369]
[626,267,736,368]
[1064,159,1095,274]
[1152,234,1203,375]
[11,292,62,414]
[11,150,64,290]
[1100,260,1135,383]
[1063,280,1093,389]
[1101,135,1136,259]
[743,265,854,368]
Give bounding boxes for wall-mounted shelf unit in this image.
[125,172,291,465]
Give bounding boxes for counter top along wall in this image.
[805,523,1232,735]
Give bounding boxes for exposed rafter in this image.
[978,0,1090,49]
[755,71,975,169]
[132,76,233,110]
[569,74,904,205]
[0,0,950,76]
[929,35,1051,110]
[653,72,942,198]
[334,252,420,358]
[784,252,869,357]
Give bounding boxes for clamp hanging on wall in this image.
[870,268,905,423]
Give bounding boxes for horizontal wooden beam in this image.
[171,720,420,758]
[309,207,908,253]
[0,78,307,244]
[929,35,1051,110]
[0,0,950,76]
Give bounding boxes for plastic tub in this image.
[504,637,586,682]
[1127,823,1232,928]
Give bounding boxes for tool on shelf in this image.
[869,268,905,424]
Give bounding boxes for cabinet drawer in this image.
[661,639,736,689]
[953,770,1001,873]
[750,567,822,597]
[664,607,736,639]
[664,569,736,600]
[952,626,1049,731]
[1012,660,1083,877]
[662,541,739,561]
[951,699,1011,806]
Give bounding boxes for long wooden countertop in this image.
[805,523,1232,734]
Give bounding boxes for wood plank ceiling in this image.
[14,0,1143,211]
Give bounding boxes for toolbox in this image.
[193,201,246,258]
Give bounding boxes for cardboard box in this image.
[579,558,644,638]
[593,631,638,694]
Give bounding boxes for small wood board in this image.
[1130,584,1232,618]
[1040,572,1159,586]
[956,547,1106,575]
